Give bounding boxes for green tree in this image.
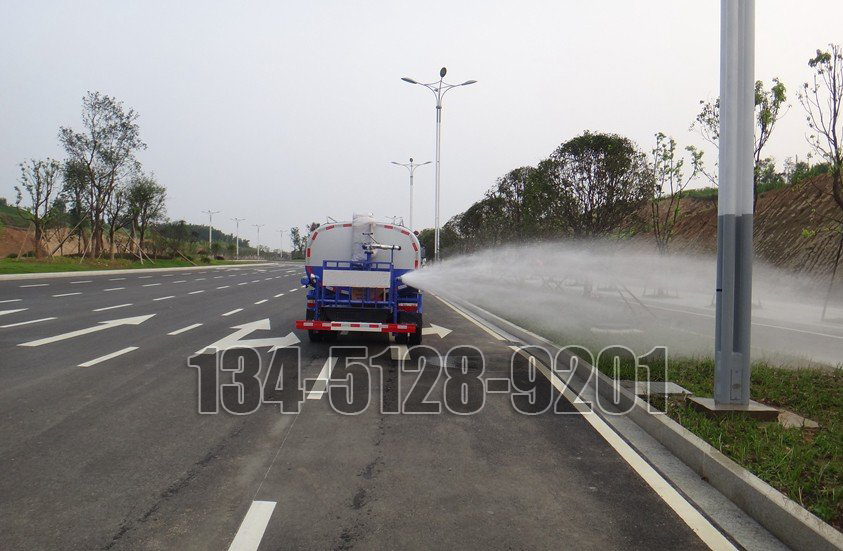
[650,133,703,254]
[127,174,166,255]
[15,158,63,258]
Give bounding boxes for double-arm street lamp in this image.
[390,157,431,230]
[253,224,265,259]
[201,209,220,254]
[401,67,476,261]
[231,217,245,259]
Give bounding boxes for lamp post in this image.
[390,157,431,230]
[277,229,284,260]
[253,224,265,259]
[231,217,245,259]
[713,0,755,406]
[201,209,220,254]
[402,67,476,261]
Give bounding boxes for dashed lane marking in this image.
[0,308,28,316]
[138,276,152,279]
[108,277,126,281]
[153,295,175,301]
[307,357,337,399]
[254,299,267,305]
[0,299,22,304]
[93,304,132,312]
[142,283,161,287]
[104,287,125,291]
[168,323,202,335]
[0,317,56,328]
[288,288,298,293]
[173,280,187,284]
[70,280,92,284]
[189,290,205,295]
[222,308,243,316]
[78,346,138,368]
[274,293,284,298]
[217,285,230,289]
[20,283,48,288]
[52,292,81,297]
[227,500,276,551]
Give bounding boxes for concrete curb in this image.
[444,295,843,551]
[0,262,275,281]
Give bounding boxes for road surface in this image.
[0,263,774,550]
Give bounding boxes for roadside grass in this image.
[0,256,245,274]
[504,314,842,530]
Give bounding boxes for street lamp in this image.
[231,217,245,259]
[390,157,431,230]
[253,224,265,259]
[201,210,220,254]
[402,67,477,261]
[277,229,284,260]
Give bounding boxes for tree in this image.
[650,134,703,254]
[799,44,843,320]
[60,92,145,257]
[691,78,788,206]
[15,158,62,258]
[126,174,166,255]
[103,184,128,259]
[289,227,303,256]
[62,159,90,255]
[543,132,651,238]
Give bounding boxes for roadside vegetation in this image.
[0,255,242,274]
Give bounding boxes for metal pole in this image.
[201,210,220,255]
[253,224,264,259]
[391,158,430,231]
[409,167,414,231]
[231,217,244,259]
[434,95,442,261]
[278,229,284,260]
[714,0,755,405]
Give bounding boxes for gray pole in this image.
[231,217,245,259]
[253,224,264,259]
[391,158,431,231]
[201,210,220,254]
[714,0,755,405]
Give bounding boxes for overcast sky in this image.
[2,1,841,249]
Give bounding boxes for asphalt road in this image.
[0,262,737,550]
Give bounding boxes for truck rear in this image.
[295,214,424,344]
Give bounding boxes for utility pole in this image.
[231,217,245,259]
[390,158,431,230]
[201,210,220,254]
[277,229,284,260]
[402,68,477,261]
[253,224,265,259]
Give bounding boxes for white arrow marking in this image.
[0,308,27,317]
[196,318,300,354]
[422,324,452,338]
[19,314,156,347]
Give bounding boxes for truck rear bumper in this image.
[296,320,417,334]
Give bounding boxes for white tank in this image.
[305,216,421,272]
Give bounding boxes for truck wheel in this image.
[394,332,408,344]
[408,315,422,346]
[306,310,323,342]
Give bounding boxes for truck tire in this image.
[408,315,422,346]
[306,310,323,342]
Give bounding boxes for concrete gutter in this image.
[444,295,843,551]
[0,262,275,281]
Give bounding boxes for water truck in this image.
[295,214,424,344]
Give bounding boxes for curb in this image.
[444,295,843,551]
[0,262,275,281]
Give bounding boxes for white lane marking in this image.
[93,303,132,312]
[307,357,338,399]
[254,299,267,305]
[173,280,187,283]
[288,288,298,292]
[238,282,249,286]
[0,308,28,316]
[104,287,125,291]
[227,500,276,551]
[510,345,736,550]
[108,277,126,281]
[138,275,152,279]
[142,283,161,287]
[189,290,205,295]
[78,346,138,368]
[168,323,203,335]
[198,271,206,274]
[20,283,48,288]
[436,294,733,550]
[0,299,22,304]
[214,276,224,279]
[70,280,92,284]
[273,293,284,298]
[52,292,82,297]
[163,274,174,277]
[217,285,230,289]
[194,277,206,281]
[19,314,155,347]
[154,295,175,301]
[0,317,56,328]
[251,280,260,283]
[222,308,243,316]
[264,277,272,281]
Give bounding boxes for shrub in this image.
[200,256,211,264]
[214,255,225,261]
[6,252,17,259]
